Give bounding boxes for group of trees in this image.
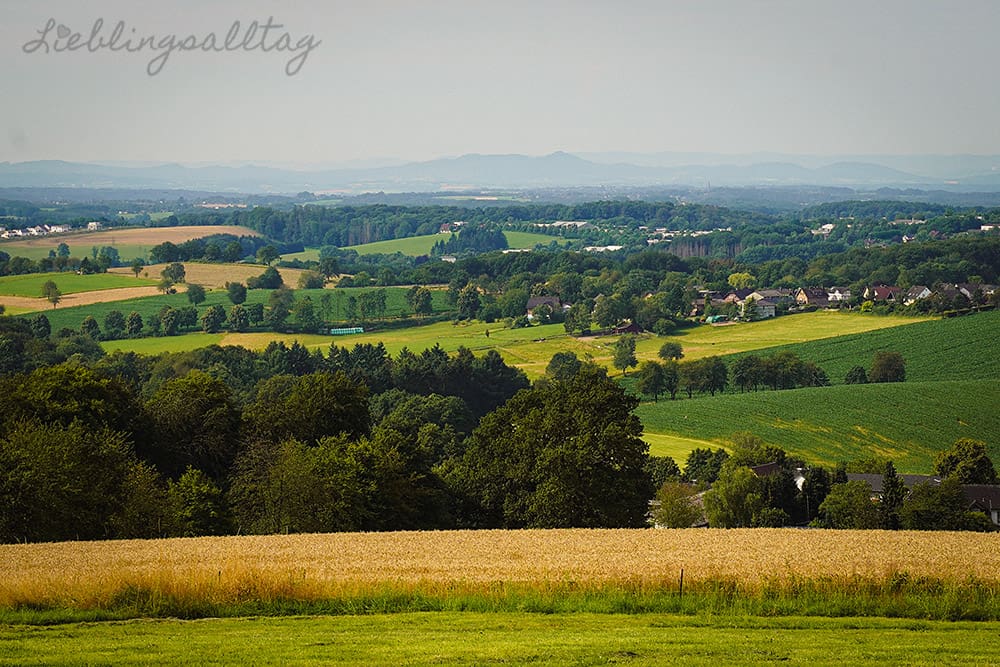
[0,336,665,542]
[632,349,906,402]
[147,235,282,265]
[431,225,509,256]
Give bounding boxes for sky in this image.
[3,0,1000,165]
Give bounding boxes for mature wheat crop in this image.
[3,529,999,613]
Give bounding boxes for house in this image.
[748,288,795,303]
[87,221,103,231]
[934,284,966,303]
[612,322,643,335]
[863,285,902,302]
[903,285,932,305]
[750,462,783,478]
[689,294,729,317]
[846,473,940,497]
[962,485,1000,526]
[439,221,466,234]
[827,287,852,303]
[723,288,754,304]
[956,283,997,300]
[846,474,942,503]
[795,287,831,308]
[526,296,562,318]
[740,297,777,320]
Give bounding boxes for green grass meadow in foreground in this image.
[2,613,998,666]
[0,272,156,297]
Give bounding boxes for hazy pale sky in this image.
[3,0,1000,164]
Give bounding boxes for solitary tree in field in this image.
[225,281,247,305]
[161,262,186,284]
[186,283,206,305]
[256,245,280,265]
[42,280,61,308]
[612,335,638,375]
[869,351,906,383]
[130,258,144,278]
[658,341,684,361]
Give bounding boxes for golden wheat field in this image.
[109,262,314,289]
[2,225,261,251]
[2,529,999,608]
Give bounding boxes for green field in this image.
[721,308,1000,385]
[638,311,933,364]
[94,310,929,379]
[37,286,452,335]
[638,379,1000,471]
[0,244,152,262]
[2,613,997,666]
[638,310,1000,468]
[0,272,156,297]
[284,230,564,261]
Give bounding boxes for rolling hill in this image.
[638,310,1000,471]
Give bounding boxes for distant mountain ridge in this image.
[2,152,1000,193]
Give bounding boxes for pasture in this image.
[94,310,929,379]
[639,311,933,364]
[46,285,450,338]
[0,225,260,262]
[3,613,997,665]
[721,308,1000,385]
[284,230,564,260]
[638,309,1000,465]
[638,379,1000,470]
[0,272,156,298]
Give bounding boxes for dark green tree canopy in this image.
[934,438,998,484]
[870,350,906,383]
[143,370,241,481]
[450,365,652,529]
[243,371,370,447]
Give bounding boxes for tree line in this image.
[0,326,662,543]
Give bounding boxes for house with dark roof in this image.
[863,285,902,302]
[795,287,831,308]
[846,473,940,497]
[526,296,562,318]
[723,288,755,304]
[962,485,1000,526]
[904,285,932,305]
